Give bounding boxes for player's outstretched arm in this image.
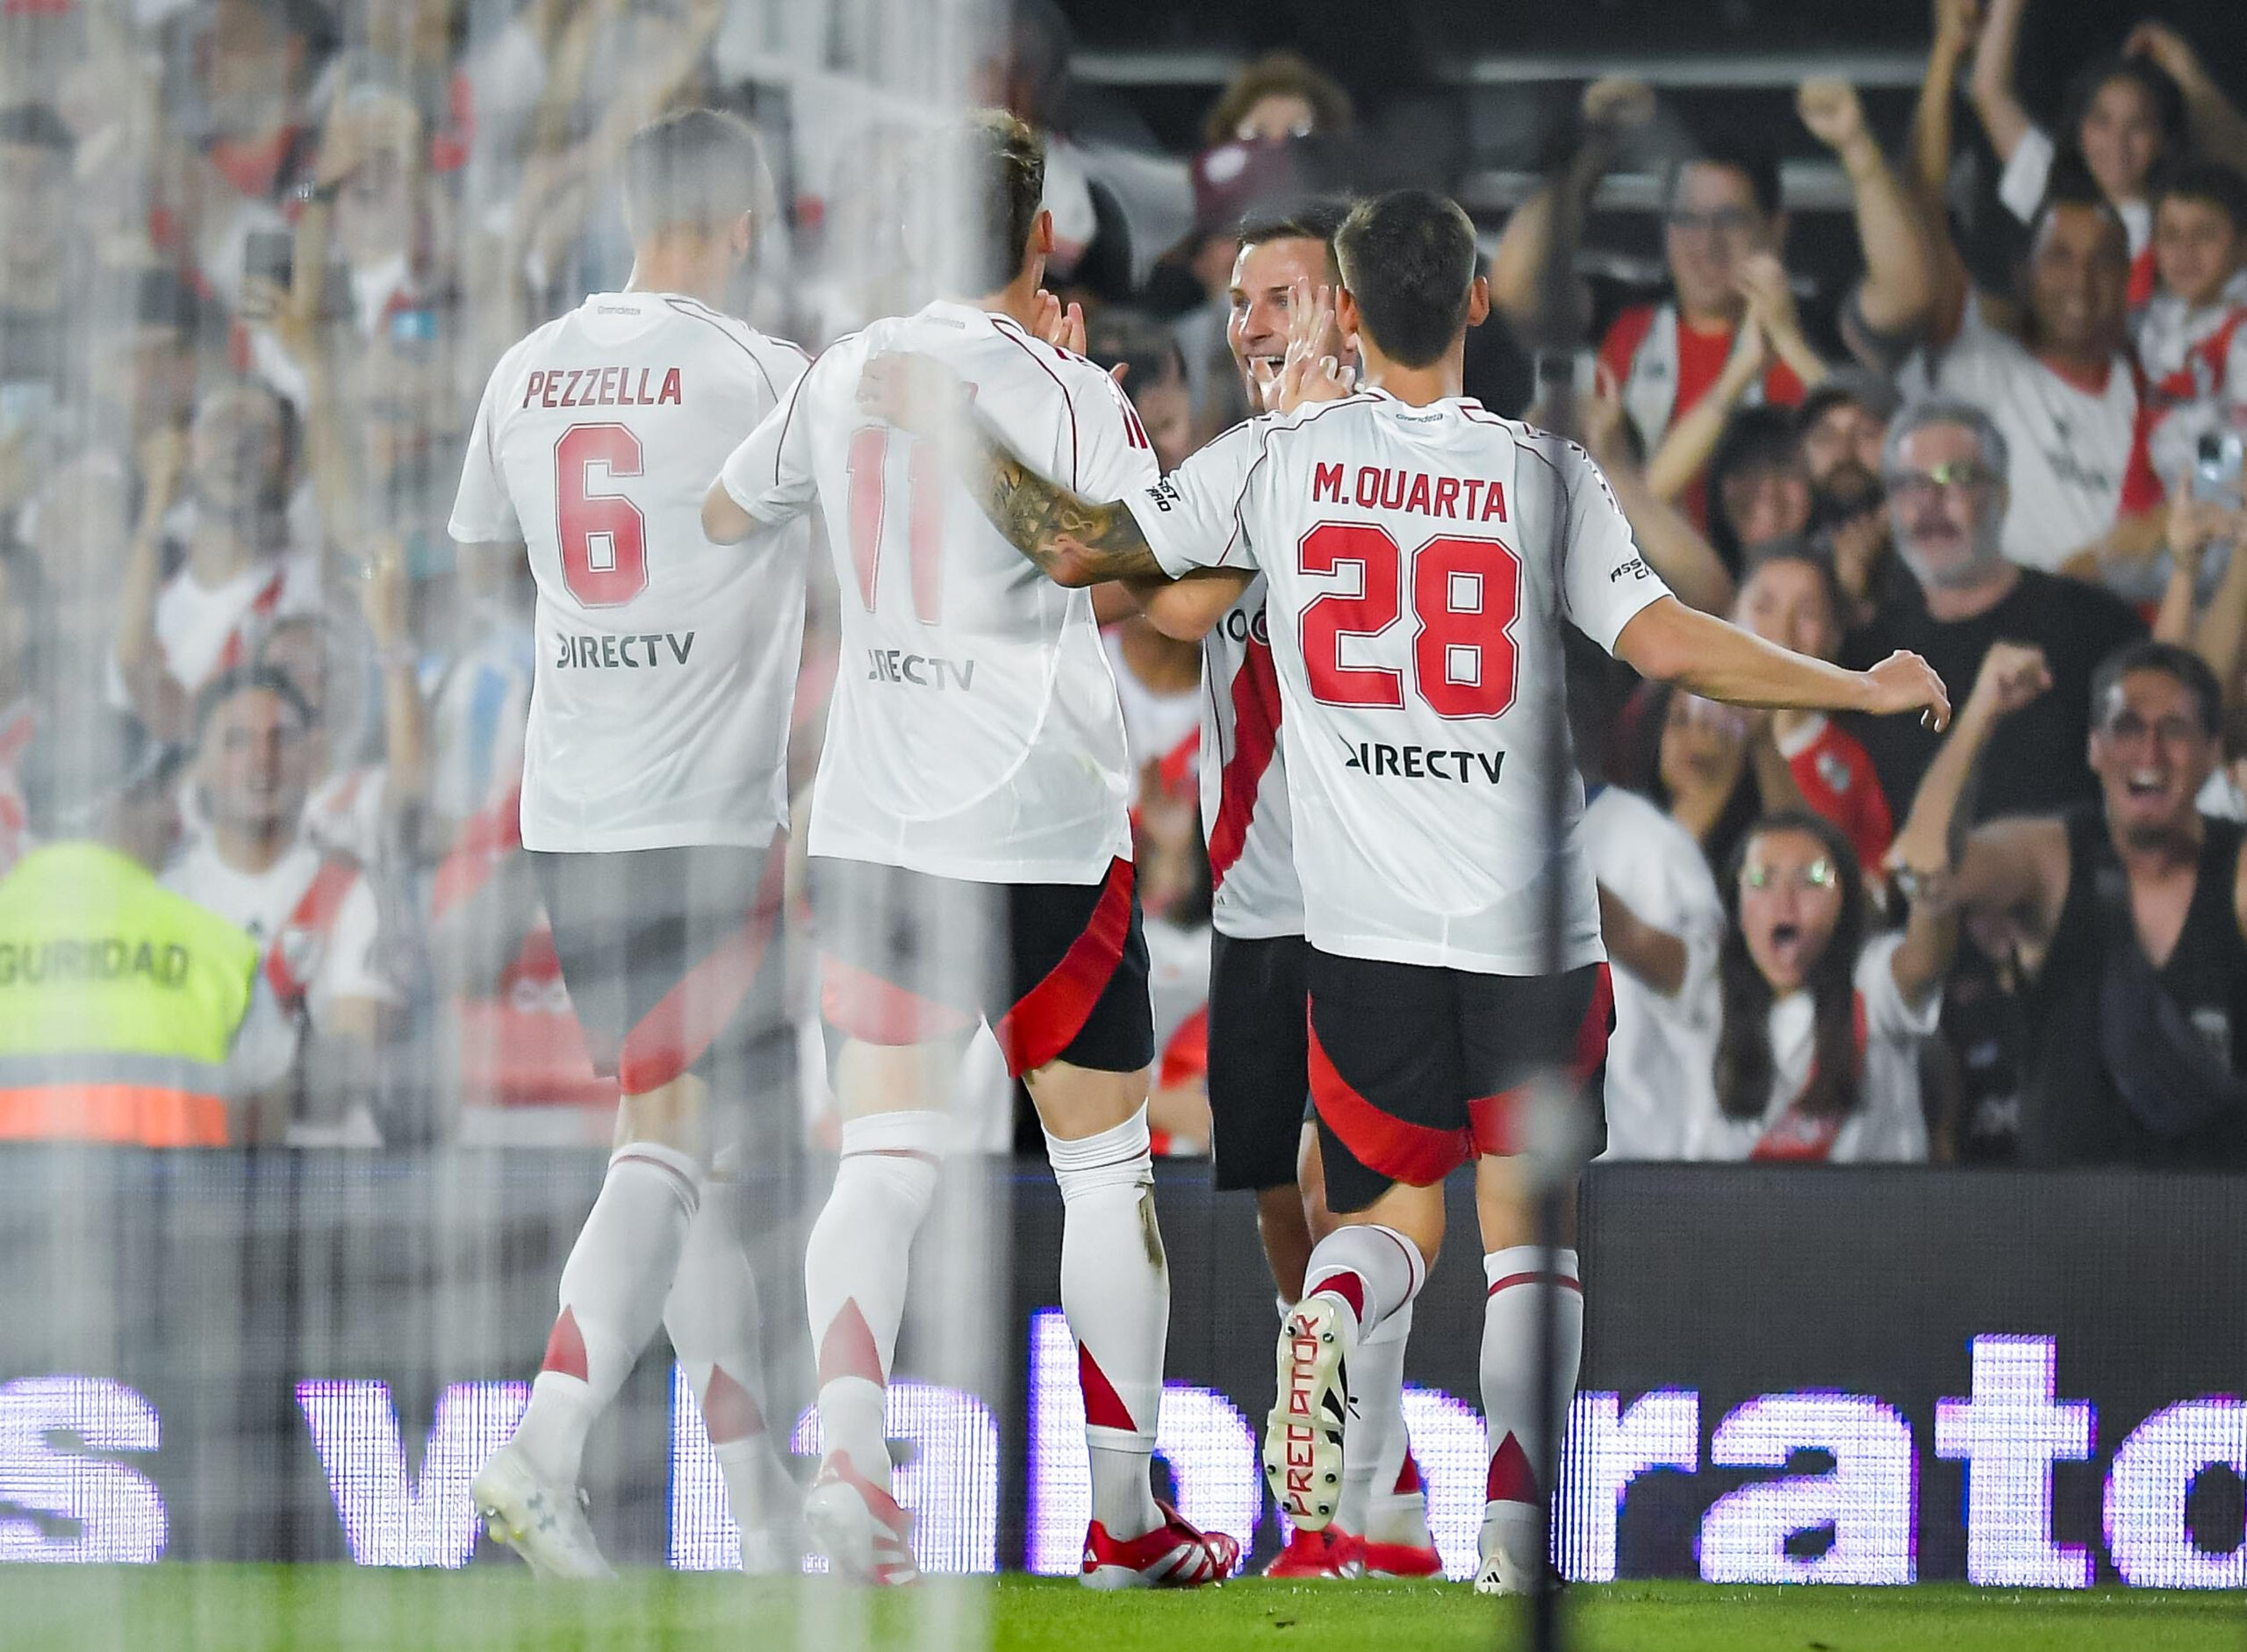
[858,350,1167,587]
[1612,594,1951,729]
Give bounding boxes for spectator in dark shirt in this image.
[1892,641,2247,1166]
[1842,399,2143,820]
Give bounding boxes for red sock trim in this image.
[1078,1340,1139,1433]
[817,1298,887,1387]
[1487,1430,1540,1503]
[1394,1447,1422,1496]
[1307,1270,1366,1322]
[542,1306,589,1381]
[700,1364,766,1445]
[1487,1272,1582,1297]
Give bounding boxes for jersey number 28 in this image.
[1298,524,1521,717]
[554,424,647,607]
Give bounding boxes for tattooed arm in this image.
[858,350,1169,588]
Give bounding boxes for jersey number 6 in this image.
[1298,523,1521,718]
[554,424,648,607]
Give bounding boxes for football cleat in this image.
[1263,1523,1363,1579]
[803,1456,920,1585]
[1356,1533,1443,1578]
[1262,1296,1350,1530]
[470,1443,615,1580]
[1080,1499,1242,1589]
[1472,1505,1547,1597]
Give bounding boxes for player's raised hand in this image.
[858,351,974,438]
[1796,78,1867,152]
[1861,649,1951,730]
[1271,277,1356,413]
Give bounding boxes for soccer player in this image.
[449,109,811,1578]
[701,111,1238,1589]
[859,189,1948,1592]
[1201,199,1439,1580]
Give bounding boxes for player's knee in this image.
[614,1075,707,1156]
[1025,1059,1148,1142]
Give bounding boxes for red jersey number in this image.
[845,427,945,624]
[554,424,648,607]
[1298,523,1520,718]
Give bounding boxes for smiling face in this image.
[1737,826,1845,995]
[2091,668,2219,848]
[1887,420,2007,590]
[2027,201,2130,360]
[1719,456,1813,552]
[2153,194,2245,311]
[1736,556,1841,664]
[1227,233,1339,411]
[201,685,312,842]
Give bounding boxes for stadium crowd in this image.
[1,0,2244,1167]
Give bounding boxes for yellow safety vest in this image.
[0,841,261,1146]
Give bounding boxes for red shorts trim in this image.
[616,844,789,1095]
[820,956,980,1046]
[1308,1019,1473,1189]
[994,858,1135,1078]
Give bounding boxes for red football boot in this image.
[1081,1499,1242,1589]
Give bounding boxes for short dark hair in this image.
[2154,160,2247,235]
[195,663,316,741]
[2029,163,2131,264]
[0,103,71,155]
[621,108,773,239]
[911,110,1046,294]
[2091,640,2222,740]
[1669,138,1782,220]
[1334,190,1478,369]
[1237,197,1351,259]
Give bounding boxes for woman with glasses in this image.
[1681,810,1956,1160]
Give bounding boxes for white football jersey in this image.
[718,299,1157,884]
[1899,304,2141,572]
[1130,391,1671,974]
[1199,578,1303,940]
[449,291,810,853]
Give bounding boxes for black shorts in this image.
[1306,949,1612,1216]
[810,855,1152,1079]
[1206,930,1312,1192]
[529,839,790,1096]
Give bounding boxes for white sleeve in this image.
[1557,441,1673,651]
[1857,932,1941,1040]
[1996,125,2057,226]
[1073,368,1163,502]
[309,880,401,1017]
[718,361,821,527]
[1124,420,1266,578]
[447,367,521,545]
[220,973,298,1097]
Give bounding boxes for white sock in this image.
[1302,1223,1426,1342]
[514,1141,704,1489]
[1367,1436,1433,1548]
[664,1182,787,1533]
[803,1110,944,1493]
[1333,1298,1411,1535]
[1480,1246,1583,1570]
[1047,1106,1166,1542]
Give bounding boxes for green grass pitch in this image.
[4,1567,2239,1652]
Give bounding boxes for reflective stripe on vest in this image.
[0,843,260,1146]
